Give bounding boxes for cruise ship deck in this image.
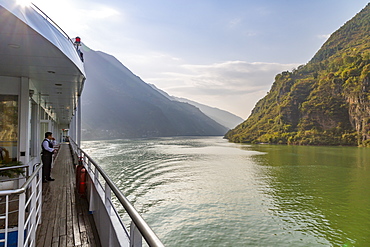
[36,143,100,247]
[0,1,164,246]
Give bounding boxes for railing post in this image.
[104,182,113,247]
[130,221,143,247]
[105,182,112,215]
[88,167,100,213]
[88,171,95,214]
[37,167,43,225]
[4,195,9,246]
[18,193,26,247]
[94,167,100,188]
[30,176,38,246]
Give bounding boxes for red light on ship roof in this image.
[75,37,81,44]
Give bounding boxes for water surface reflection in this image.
[244,145,370,246]
[82,138,370,246]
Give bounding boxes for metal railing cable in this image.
[70,138,165,247]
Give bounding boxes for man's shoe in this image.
[46,177,55,181]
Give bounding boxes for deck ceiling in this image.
[0,4,85,125]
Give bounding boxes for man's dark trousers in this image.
[41,153,53,180]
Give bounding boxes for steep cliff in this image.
[81,47,228,140]
[226,3,370,146]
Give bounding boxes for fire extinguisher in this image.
[76,157,87,195]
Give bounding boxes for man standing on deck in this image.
[41,132,56,183]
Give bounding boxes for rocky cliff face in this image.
[348,76,370,142]
[226,3,370,146]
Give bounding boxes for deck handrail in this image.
[0,165,28,172]
[0,163,43,247]
[29,2,85,63]
[69,139,165,247]
[30,2,74,45]
[0,165,37,196]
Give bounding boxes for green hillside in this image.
[225,3,370,146]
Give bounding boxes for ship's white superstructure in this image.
[0,0,85,168]
[0,1,164,246]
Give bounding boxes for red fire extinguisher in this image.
[76,157,87,195]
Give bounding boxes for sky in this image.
[27,0,370,118]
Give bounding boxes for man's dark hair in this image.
[45,132,53,138]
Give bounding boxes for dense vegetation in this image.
[225,3,370,146]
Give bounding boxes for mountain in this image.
[148,84,244,129]
[225,3,370,146]
[174,97,244,129]
[80,46,228,140]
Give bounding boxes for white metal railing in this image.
[29,3,85,62]
[0,164,43,247]
[70,139,164,247]
[29,3,73,45]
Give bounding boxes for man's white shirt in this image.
[42,139,56,153]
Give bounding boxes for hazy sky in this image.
[29,0,369,118]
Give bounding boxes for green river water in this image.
[82,136,370,247]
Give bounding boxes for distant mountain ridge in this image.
[226,3,370,146]
[174,97,244,129]
[81,46,228,140]
[148,84,244,129]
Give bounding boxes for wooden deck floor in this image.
[36,143,101,247]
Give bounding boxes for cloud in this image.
[140,60,299,118]
[32,0,122,43]
[229,18,243,28]
[79,5,120,20]
[317,34,330,40]
[167,60,299,90]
